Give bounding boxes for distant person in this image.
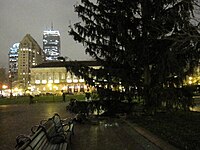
[29,95,34,104]
[85,90,91,101]
[62,92,66,102]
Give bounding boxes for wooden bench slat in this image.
[37,138,49,150]
[25,131,46,150]
[23,146,32,150]
[31,132,47,150]
[37,138,48,150]
[59,142,68,150]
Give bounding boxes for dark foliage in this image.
[130,111,200,150]
[69,0,200,111]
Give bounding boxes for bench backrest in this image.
[15,114,73,150]
[25,127,46,150]
[16,127,46,150]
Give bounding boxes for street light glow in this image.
[2,85,8,89]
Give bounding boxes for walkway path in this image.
[0,102,73,150]
[71,118,160,150]
[0,103,178,150]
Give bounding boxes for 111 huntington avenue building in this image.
[43,26,60,61]
[18,34,44,89]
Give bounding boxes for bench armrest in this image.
[40,119,47,125]
[15,134,31,149]
[31,125,40,134]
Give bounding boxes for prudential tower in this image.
[43,24,60,61]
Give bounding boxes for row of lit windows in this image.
[34,78,84,84]
[20,72,31,75]
[38,85,85,93]
[20,48,32,51]
[32,72,79,80]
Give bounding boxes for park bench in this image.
[15,113,74,150]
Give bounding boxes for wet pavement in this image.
[0,103,177,150]
[71,118,160,150]
[0,102,73,150]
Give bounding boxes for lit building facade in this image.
[8,43,20,80]
[43,28,60,61]
[18,34,44,89]
[30,61,100,94]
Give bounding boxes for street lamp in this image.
[2,85,8,89]
[188,76,193,85]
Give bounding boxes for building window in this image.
[54,73,59,80]
[68,86,72,93]
[36,73,41,80]
[79,78,85,82]
[42,80,47,84]
[35,80,40,84]
[67,78,72,83]
[48,73,53,80]
[67,72,72,78]
[42,73,46,80]
[80,85,84,92]
[54,73,59,83]
[61,73,65,80]
[73,76,78,83]
[74,85,78,93]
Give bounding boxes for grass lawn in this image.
[0,94,85,105]
[129,111,200,150]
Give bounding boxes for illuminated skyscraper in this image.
[43,25,60,61]
[8,43,20,80]
[18,34,44,89]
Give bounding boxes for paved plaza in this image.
[71,118,160,150]
[0,102,177,150]
[0,102,73,150]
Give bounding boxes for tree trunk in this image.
[144,65,151,106]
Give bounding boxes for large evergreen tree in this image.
[69,0,200,109]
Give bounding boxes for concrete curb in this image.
[124,120,179,150]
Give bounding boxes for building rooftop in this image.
[43,30,60,36]
[32,60,101,68]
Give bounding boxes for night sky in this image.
[0,0,92,69]
[0,0,199,69]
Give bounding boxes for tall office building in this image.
[8,43,20,80]
[43,26,60,61]
[18,34,44,89]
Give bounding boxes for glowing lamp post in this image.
[188,76,193,85]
